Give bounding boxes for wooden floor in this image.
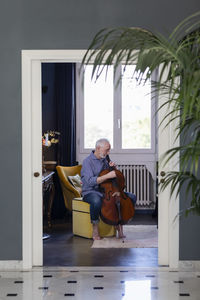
[43,213,158,267]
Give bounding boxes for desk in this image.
[42,171,55,228]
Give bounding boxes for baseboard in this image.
[179,260,200,271]
[0,261,22,270]
[1,260,199,271]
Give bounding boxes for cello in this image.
[99,156,135,226]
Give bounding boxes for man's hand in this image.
[112,191,120,197]
[109,161,116,167]
[106,170,116,179]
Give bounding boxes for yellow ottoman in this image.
[72,197,116,239]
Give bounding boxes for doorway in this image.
[21,50,179,269]
[42,61,158,266]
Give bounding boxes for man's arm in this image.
[96,170,116,184]
[81,158,116,186]
[81,159,98,187]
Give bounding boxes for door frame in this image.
[21,50,179,269]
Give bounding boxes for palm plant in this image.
[82,11,200,215]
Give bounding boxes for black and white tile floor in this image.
[0,267,200,299]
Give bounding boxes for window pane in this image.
[84,65,113,148]
[121,65,151,149]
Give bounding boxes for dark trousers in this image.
[83,192,137,224]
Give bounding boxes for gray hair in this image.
[95,138,110,149]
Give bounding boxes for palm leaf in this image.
[160,171,200,216]
[82,11,200,216]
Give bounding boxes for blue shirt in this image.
[81,151,109,196]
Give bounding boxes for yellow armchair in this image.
[56,165,82,211]
[72,197,116,238]
[56,164,116,239]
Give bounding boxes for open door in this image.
[22,50,179,269]
[157,76,179,267]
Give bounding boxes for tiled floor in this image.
[25,214,200,299]
[2,214,200,299]
[1,215,200,299]
[1,267,200,299]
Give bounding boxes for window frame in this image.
[76,63,157,157]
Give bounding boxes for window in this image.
[76,64,156,156]
[121,65,151,149]
[84,65,114,148]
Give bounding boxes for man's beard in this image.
[99,152,106,159]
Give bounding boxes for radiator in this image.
[117,164,155,209]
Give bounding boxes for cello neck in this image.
[106,155,115,171]
[106,155,118,188]
[106,155,111,164]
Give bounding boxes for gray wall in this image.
[0,0,200,260]
[179,193,200,260]
[179,127,200,260]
